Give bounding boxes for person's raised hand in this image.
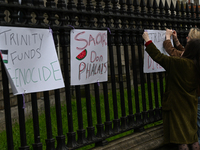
[142,32,150,42]
[172,30,180,46]
[172,30,178,40]
[166,29,173,40]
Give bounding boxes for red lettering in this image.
[97,64,101,74]
[74,31,88,50]
[102,33,107,46]
[90,51,96,62]
[148,55,152,69]
[104,62,107,73]
[89,34,95,46]
[74,32,107,50]
[79,62,86,80]
[90,51,104,63]
[96,33,102,45]
[101,63,104,74]
[86,63,91,79]
[100,55,103,61]
[96,56,99,62]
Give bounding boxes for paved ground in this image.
[156,144,178,150]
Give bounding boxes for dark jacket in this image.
[146,42,198,144]
[163,39,200,97]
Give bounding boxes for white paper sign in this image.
[0,26,65,95]
[143,29,173,73]
[70,29,108,85]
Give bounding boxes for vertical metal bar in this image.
[84,0,96,141]
[127,0,135,128]
[159,0,165,33]
[140,0,147,29]
[123,31,134,126]
[180,2,187,46]
[84,84,97,141]
[130,31,141,129]
[60,29,77,148]
[75,85,87,145]
[170,0,176,29]
[94,83,107,147]
[34,0,45,25]
[186,2,192,33]
[147,0,153,27]
[43,91,55,150]
[175,0,182,49]
[57,0,67,10]
[0,0,6,24]
[179,1,185,45]
[137,38,148,126]
[115,31,127,130]
[17,95,30,150]
[67,0,77,27]
[46,0,56,27]
[108,32,120,133]
[104,0,111,14]
[141,0,149,126]
[158,73,164,102]
[153,73,160,121]
[77,0,86,27]
[146,74,154,123]
[1,60,14,150]
[95,0,103,28]
[133,0,146,129]
[164,0,170,28]
[185,2,191,27]
[103,0,113,136]
[94,83,105,138]
[54,89,67,150]
[21,0,33,25]
[195,3,199,26]
[102,82,113,135]
[111,0,121,133]
[46,0,56,8]
[153,0,159,30]
[146,0,155,124]
[8,0,21,24]
[42,1,57,146]
[52,25,67,150]
[158,73,164,120]
[152,0,161,122]
[31,93,43,150]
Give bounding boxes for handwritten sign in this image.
[0,26,65,95]
[143,29,173,73]
[70,29,108,85]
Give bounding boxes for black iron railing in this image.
[0,0,198,149]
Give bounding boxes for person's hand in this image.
[172,30,180,46]
[166,28,173,40]
[142,32,150,42]
[172,30,178,39]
